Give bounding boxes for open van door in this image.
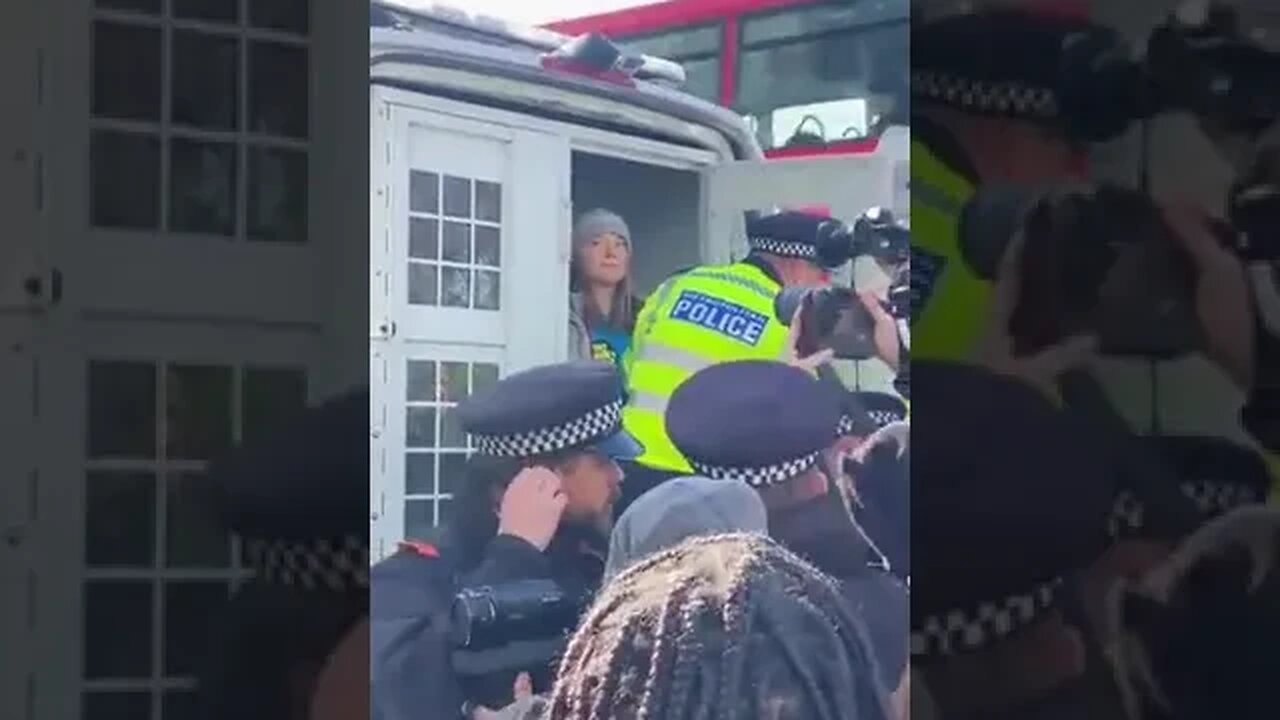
[369,86,572,557]
[702,140,909,395]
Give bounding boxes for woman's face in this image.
[579,232,630,287]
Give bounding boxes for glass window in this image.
[736,1,908,151]
[620,24,722,104]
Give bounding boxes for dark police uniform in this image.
[909,361,1138,719]
[665,359,909,696]
[840,391,910,580]
[370,361,641,720]
[203,388,370,720]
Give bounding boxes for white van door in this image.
[369,87,571,558]
[703,151,907,396]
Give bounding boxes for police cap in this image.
[909,361,1117,660]
[456,360,641,460]
[667,360,840,488]
[912,9,1134,139]
[211,387,370,593]
[745,209,832,262]
[839,390,908,438]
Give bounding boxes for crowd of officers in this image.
[193,6,1280,720]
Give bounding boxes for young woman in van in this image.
[568,209,638,372]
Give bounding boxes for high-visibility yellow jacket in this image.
[622,260,791,472]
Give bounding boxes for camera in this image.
[959,183,1202,358]
[1056,2,1280,144]
[450,579,584,652]
[772,208,911,361]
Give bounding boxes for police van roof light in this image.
[540,33,638,87]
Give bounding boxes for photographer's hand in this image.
[977,232,1098,399]
[1161,201,1255,391]
[783,303,835,373]
[859,291,902,371]
[497,467,567,552]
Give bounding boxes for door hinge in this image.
[375,319,397,339]
[21,268,62,307]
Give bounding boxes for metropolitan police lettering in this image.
[669,290,769,346]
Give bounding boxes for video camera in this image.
[448,578,587,677]
[774,208,911,362]
[1058,1,1280,144]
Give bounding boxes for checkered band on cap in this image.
[1181,479,1260,516]
[690,451,820,488]
[472,399,624,457]
[747,236,817,259]
[1108,481,1262,539]
[244,534,369,591]
[869,408,903,427]
[910,578,1062,658]
[912,70,1059,120]
[837,414,858,437]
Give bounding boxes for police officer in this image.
[909,360,1126,719]
[618,208,850,514]
[665,359,909,704]
[837,391,910,580]
[201,388,370,720]
[370,361,641,720]
[911,8,1115,361]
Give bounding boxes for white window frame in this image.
[34,321,322,720]
[78,1,316,324]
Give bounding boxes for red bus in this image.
[544,0,909,159]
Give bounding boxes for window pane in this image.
[169,139,237,236]
[173,0,239,22]
[83,692,152,720]
[92,21,161,121]
[474,270,500,311]
[472,363,499,394]
[84,581,153,679]
[85,471,156,568]
[88,361,157,459]
[91,131,160,230]
[406,360,436,402]
[250,0,311,35]
[405,499,434,538]
[442,176,471,218]
[439,407,465,449]
[441,221,470,263]
[406,407,437,449]
[408,263,438,306]
[680,57,721,104]
[621,24,720,58]
[475,181,501,222]
[441,267,470,308]
[164,582,229,676]
[247,147,308,243]
[409,218,439,260]
[172,30,239,131]
[249,42,309,138]
[737,21,907,149]
[406,453,435,495]
[165,364,233,461]
[438,453,466,496]
[440,362,468,403]
[474,226,500,267]
[166,473,231,568]
[410,171,439,214]
[436,497,453,525]
[163,691,201,720]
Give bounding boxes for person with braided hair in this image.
[546,532,897,720]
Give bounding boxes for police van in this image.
[368,1,910,556]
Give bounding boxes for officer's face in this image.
[579,232,631,287]
[557,450,623,533]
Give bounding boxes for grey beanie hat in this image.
[573,208,630,249]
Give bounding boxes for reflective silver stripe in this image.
[684,269,775,300]
[634,342,715,372]
[628,390,669,414]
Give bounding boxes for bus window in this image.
[617,23,722,104]
[736,2,908,152]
